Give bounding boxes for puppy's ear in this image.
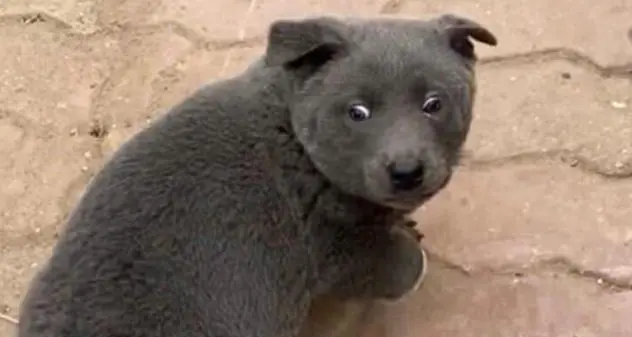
[265,17,348,72]
[435,14,497,60]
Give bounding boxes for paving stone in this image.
[102,45,264,157]
[356,262,632,337]
[141,0,259,41]
[94,0,162,26]
[467,59,632,174]
[0,20,113,326]
[240,0,393,39]
[144,0,392,42]
[0,130,96,315]
[393,0,632,66]
[149,45,264,110]
[0,20,111,132]
[412,161,632,284]
[92,29,193,158]
[0,244,56,329]
[0,325,13,337]
[0,128,94,249]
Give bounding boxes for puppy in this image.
[18,14,496,337]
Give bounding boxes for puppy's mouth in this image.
[383,174,451,211]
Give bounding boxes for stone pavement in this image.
[0,0,631,336]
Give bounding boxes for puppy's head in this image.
[265,14,497,211]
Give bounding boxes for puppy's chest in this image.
[306,191,396,241]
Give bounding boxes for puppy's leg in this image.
[320,221,428,301]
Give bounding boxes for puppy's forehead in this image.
[341,20,466,89]
[352,20,434,45]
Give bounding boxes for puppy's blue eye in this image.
[348,104,372,122]
[421,95,442,115]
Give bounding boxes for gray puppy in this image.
[17,14,496,337]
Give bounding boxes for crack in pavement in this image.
[427,250,632,292]
[461,149,632,180]
[480,48,632,79]
[219,0,260,77]
[0,11,73,29]
[0,11,263,51]
[495,256,632,292]
[110,21,264,51]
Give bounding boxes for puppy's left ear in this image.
[435,14,498,60]
[265,17,348,72]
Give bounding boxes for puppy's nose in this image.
[387,160,425,191]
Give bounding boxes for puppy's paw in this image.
[398,222,428,294]
[379,227,428,301]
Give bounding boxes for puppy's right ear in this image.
[265,17,348,72]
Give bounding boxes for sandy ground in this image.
[1,0,632,336]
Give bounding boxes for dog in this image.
[18,13,496,337]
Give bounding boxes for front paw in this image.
[380,227,428,300]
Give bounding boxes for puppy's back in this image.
[17,73,292,337]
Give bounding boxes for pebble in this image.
[610,101,628,109]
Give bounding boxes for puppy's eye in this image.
[348,104,372,122]
[421,95,442,115]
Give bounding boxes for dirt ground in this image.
[1,0,631,336]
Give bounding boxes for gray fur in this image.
[17,14,496,337]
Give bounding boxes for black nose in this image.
[388,160,425,191]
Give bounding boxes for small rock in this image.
[69,128,78,136]
[561,72,571,79]
[567,158,580,168]
[610,101,628,109]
